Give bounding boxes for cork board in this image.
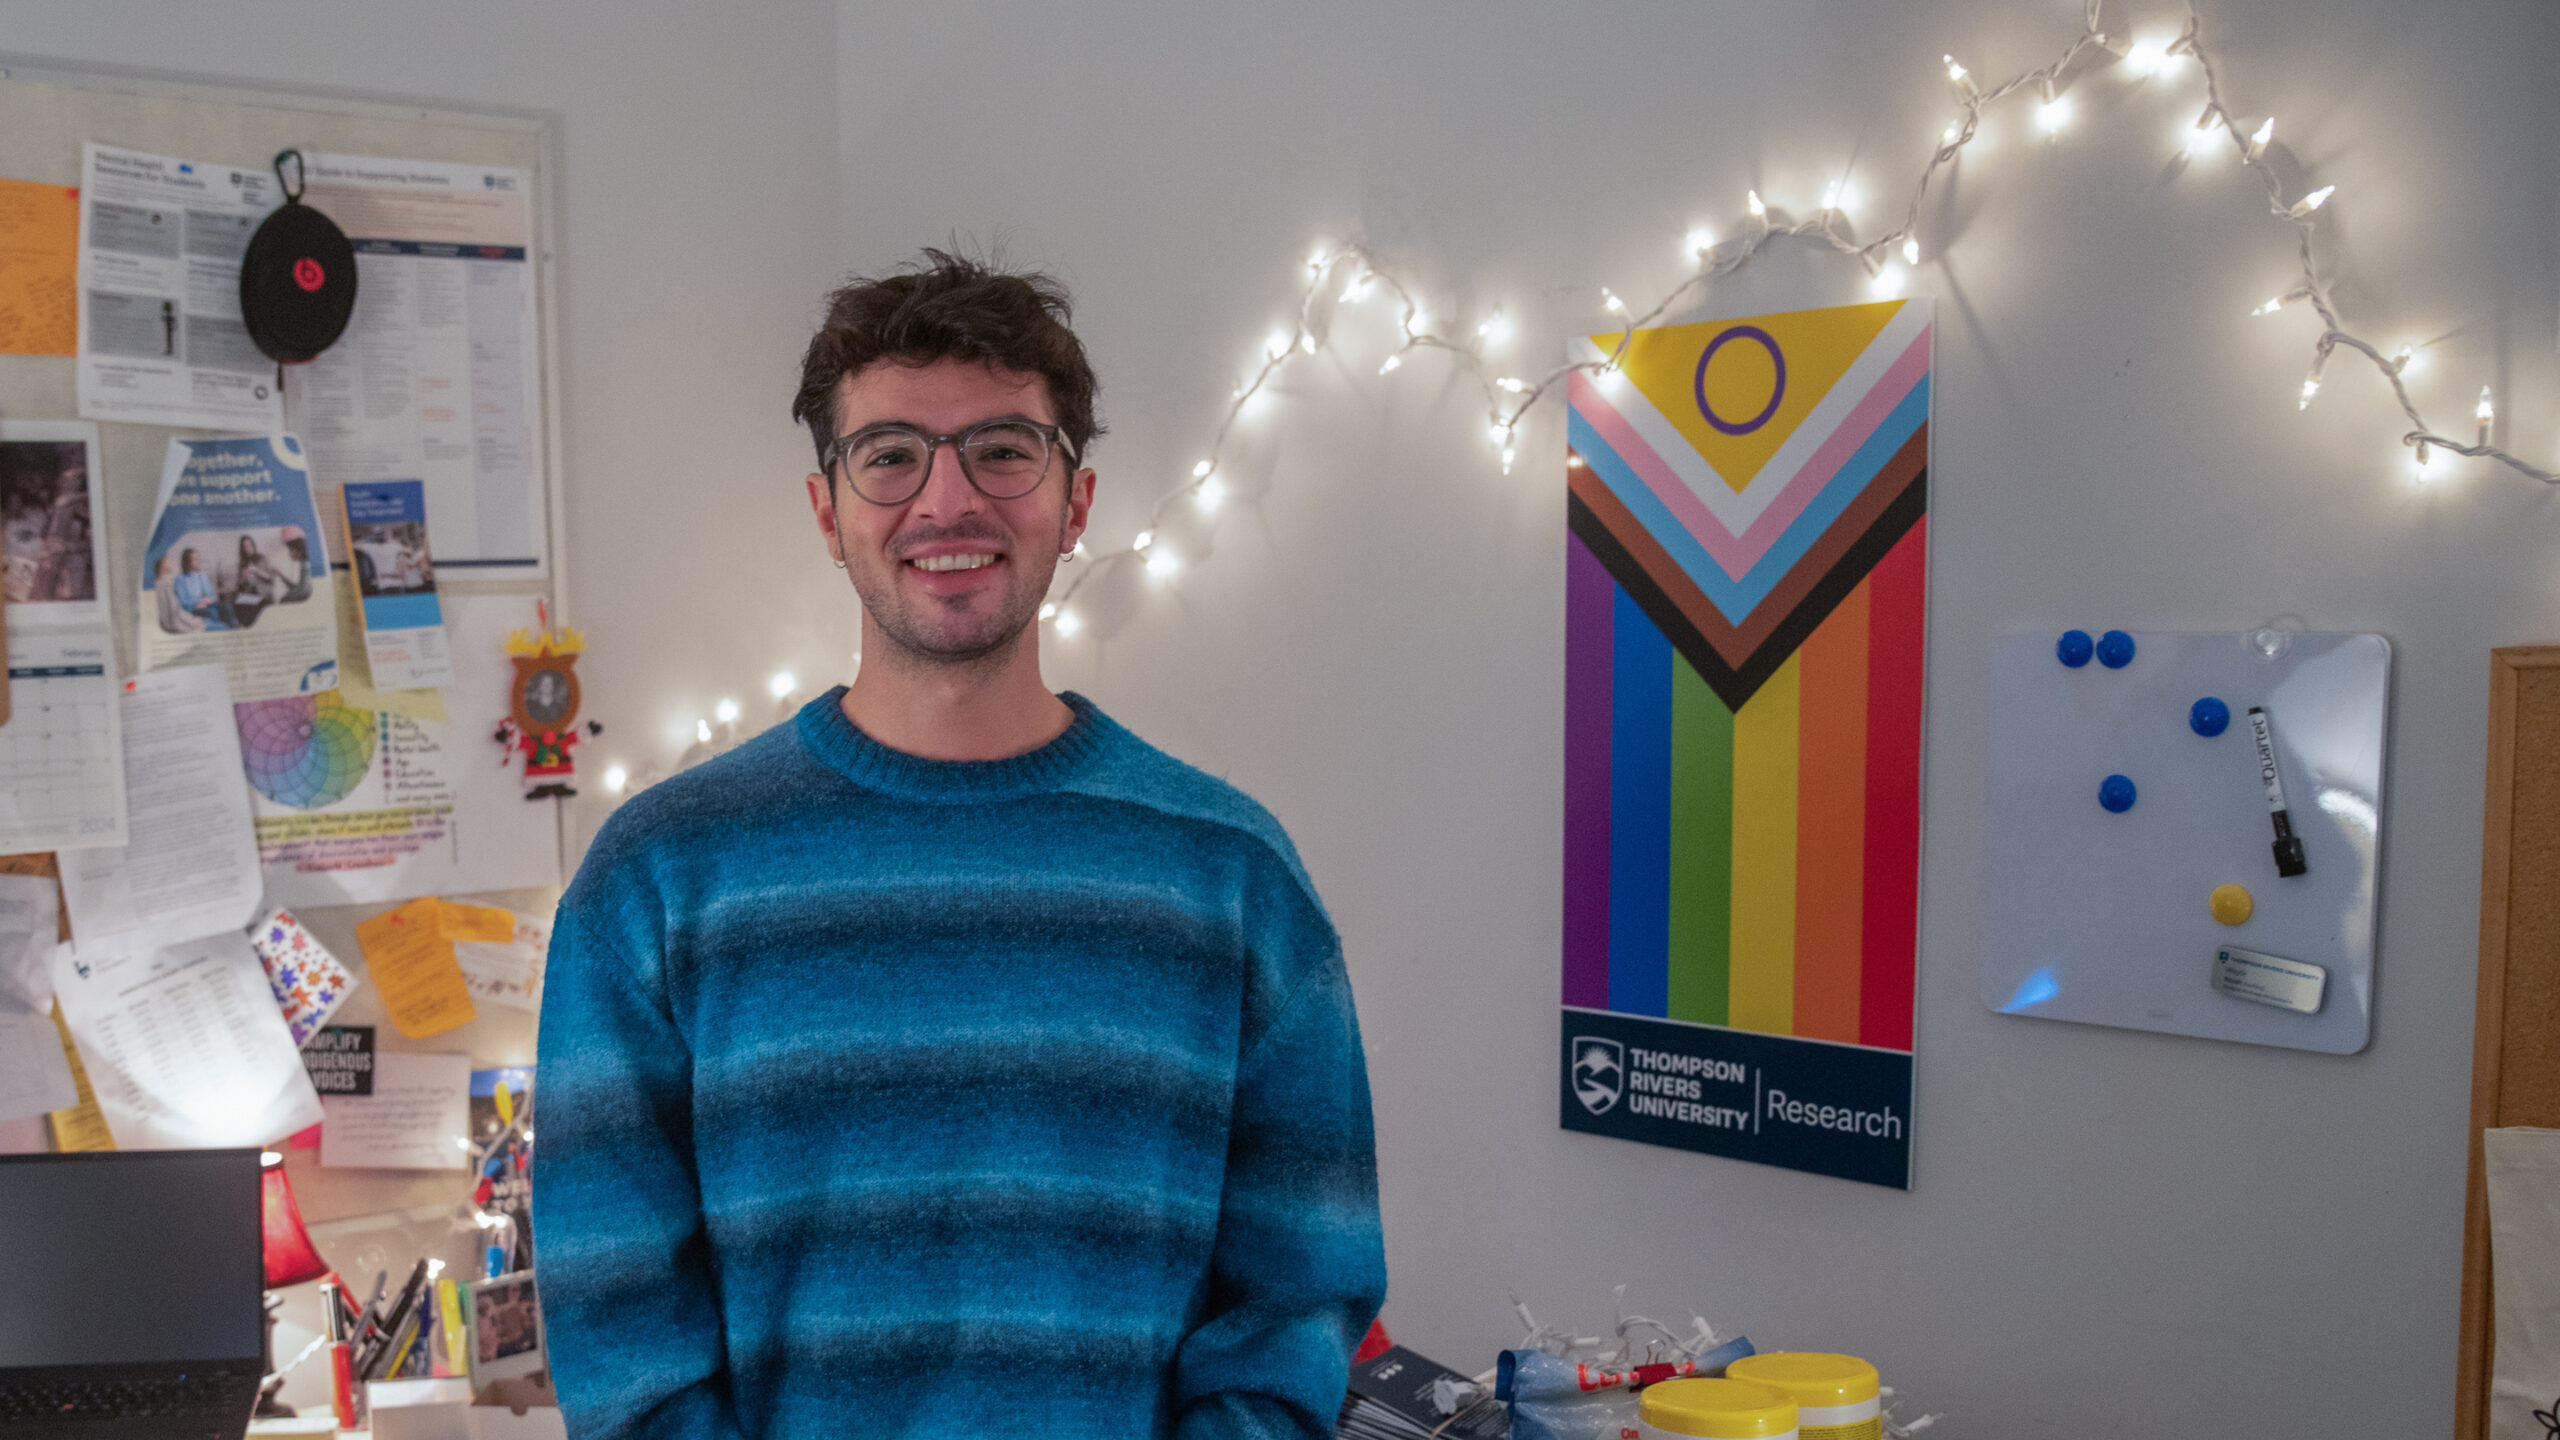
[2456,646,2560,1437]
[0,61,559,1225]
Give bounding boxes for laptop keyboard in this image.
[0,1372,250,1423]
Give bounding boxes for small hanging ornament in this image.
[495,601,601,800]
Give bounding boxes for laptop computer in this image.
[0,1149,264,1439]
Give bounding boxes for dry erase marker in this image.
[2248,706,2309,877]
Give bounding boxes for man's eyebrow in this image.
[834,411,1048,442]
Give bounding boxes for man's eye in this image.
[975,444,1030,463]
[864,446,918,467]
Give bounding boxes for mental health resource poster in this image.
[1559,299,1928,1189]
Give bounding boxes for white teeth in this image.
[911,553,997,572]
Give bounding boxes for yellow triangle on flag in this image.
[1591,299,1903,495]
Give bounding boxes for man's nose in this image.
[908,439,983,516]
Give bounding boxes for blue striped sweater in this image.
[535,690,1386,1440]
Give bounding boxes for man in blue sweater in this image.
[535,252,1387,1440]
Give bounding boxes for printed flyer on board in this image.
[138,435,339,702]
[75,143,282,432]
[289,153,547,572]
[340,480,455,690]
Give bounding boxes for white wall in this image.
[0,0,847,863]
[838,1,2557,1434]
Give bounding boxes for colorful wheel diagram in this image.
[237,691,378,810]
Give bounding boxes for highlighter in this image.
[319,1278,359,1429]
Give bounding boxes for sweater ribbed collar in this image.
[794,686,1115,804]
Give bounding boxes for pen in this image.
[319,1279,359,1430]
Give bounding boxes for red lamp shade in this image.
[260,1158,329,1289]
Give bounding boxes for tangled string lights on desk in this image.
[1034,0,2556,644]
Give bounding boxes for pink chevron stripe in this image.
[1730,326,1934,563]
[1567,372,1750,575]
[1567,326,1932,582]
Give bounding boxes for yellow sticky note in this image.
[46,1003,114,1152]
[355,898,478,1038]
[0,178,78,356]
[436,899,517,944]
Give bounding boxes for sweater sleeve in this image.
[1171,882,1388,1440]
[533,907,747,1440]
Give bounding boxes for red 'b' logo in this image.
[292,257,325,292]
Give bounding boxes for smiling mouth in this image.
[909,552,1001,573]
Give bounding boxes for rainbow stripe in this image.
[1563,301,1926,1056]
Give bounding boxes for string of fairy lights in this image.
[610,0,2549,794]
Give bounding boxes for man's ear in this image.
[806,471,843,565]
[1062,466,1096,553]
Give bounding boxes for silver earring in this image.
[830,557,846,569]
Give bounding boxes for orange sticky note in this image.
[435,899,517,944]
[46,1003,114,1152]
[0,178,79,356]
[355,898,479,1038]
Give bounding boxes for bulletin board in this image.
[2456,646,2560,1439]
[0,57,567,1228]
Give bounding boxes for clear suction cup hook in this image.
[2249,616,2304,662]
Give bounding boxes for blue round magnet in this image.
[2190,696,2231,737]
[2057,629,2094,668]
[2097,630,2137,668]
[2099,773,2137,813]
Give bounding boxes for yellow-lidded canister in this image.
[1723,1354,1881,1440]
[1637,1377,1798,1439]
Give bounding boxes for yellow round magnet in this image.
[2209,883,2254,926]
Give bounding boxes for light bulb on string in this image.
[1942,121,1963,147]
[1500,446,1517,474]
[696,718,712,744]
[1264,331,1290,360]
[1746,189,1767,219]
[603,764,628,794]
[2035,95,2073,133]
[1821,179,1842,212]
[2185,116,2225,157]
[1037,602,1057,621]
[1405,306,1428,336]
[1478,311,1513,348]
[1192,460,1214,478]
[1131,529,1154,552]
[1496,377,1527,393]
[1145,549,1182,581]
[2298,375,2321,409]
[2249,117,2274,154]
[1307,246,1328,272]
[714,698,739,725]
[1378,354,1403,374]
[1686,226,1715,259]
[2122,35,2175,76]
[1870,264,1907,299]
[1053,609,1081,637]
[2286,185,2334,218]
[2392,344,2423,376]
[1602,288,1626,314]
[1196,475,1226,512]
[2411,442,2437,484]
[1943,54,1968,84]
[2251,288,2310,316]
[1298,333,1317,354]
[2478,386,2496,444]
[767,671,796,700]
[1901,236,1920,265]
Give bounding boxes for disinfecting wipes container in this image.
[1636,1378,1798,1439]
[1723,1354,1879,1440]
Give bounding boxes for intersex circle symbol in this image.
[292,256,326,292]
[1693,324,1786,436]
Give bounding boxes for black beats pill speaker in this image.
[240,149,357,364]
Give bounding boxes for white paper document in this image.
[289,154,546,572]
[248,591,560,908]
[0,876,75,1123]
[322,1049,469,1170]
[0,421,128,854]
[139,435,340,702]
[76,143,283,432]
[59,666,264,954]
[48,931,324,1149]
[454,912,547,1012]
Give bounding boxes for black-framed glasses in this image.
[824,418,1077,505]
